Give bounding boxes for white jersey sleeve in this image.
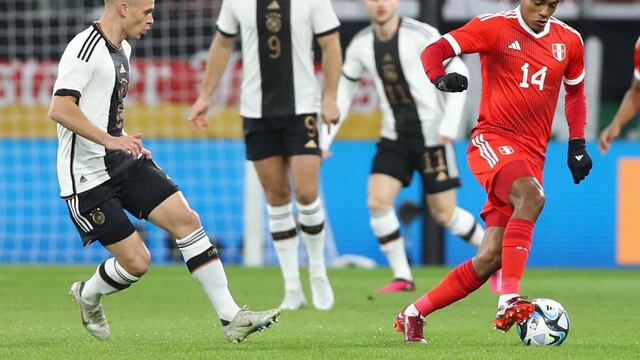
[438,56,469,140]
[217,0,239,36]
[311,0,340,36]
[53,35,96,98]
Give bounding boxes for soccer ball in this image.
[517,298,570,346]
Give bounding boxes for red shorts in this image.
[466,133,544,227]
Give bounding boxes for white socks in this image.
[176,227,240,322]
[267,203,302,291]
[81,257,139,305]
[297,198,327,279]
[445,207,484,247]
[370,208,413,281]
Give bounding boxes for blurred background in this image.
[0,0,638,268]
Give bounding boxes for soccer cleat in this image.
[395,311,427,344]
[377,278,416,293]
[223,307,281,343]
[310,276,334,310]
[69,281,110,341]
[489,270,502,294]
[279,288,308,310]
[493,296,536,332]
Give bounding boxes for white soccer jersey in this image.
[216,0,340,118]
[322,18,468,149]
[53,23,135,197]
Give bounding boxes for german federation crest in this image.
[552,43,566,62]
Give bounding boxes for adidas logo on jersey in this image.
[305,139,317,149]
[575,155,584,161]
[268,0,280,10]
[508,41,521,51]
[120,64,126,73]
[79,176,88,183]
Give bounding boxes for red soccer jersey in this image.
[444,8,585,162]
[634,36,640,81]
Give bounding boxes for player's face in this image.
[363,0,399,26]
[123,0,155,40]
[520,0,560,33]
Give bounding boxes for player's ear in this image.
[117,2,129,18]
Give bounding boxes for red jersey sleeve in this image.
[564,33,585,85]
[634,36,640,81]
[445,16,501,55]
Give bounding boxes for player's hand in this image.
[188,95,210,130]
[434,73,468,92]
[321,97,340,133]
[567,138,592,184]
[437,135,453,144]
[598,122,621,154]
[141,148,152,159]
[104,133,143,159]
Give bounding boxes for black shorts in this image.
[63,157,179,247]
[243,113,321,161]
[371,138,461,194]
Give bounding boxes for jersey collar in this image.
[515,6,551,39]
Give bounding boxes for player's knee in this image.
[119,250,151,277]
[367,194,392,212]
[520,190,546,215]
[265,188,291,205]
[295,187,318,205]
[182,209,201,229]
[430,207,454,226]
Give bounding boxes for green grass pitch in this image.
[1,266,638,359]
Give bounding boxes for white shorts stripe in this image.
[67,196,93,232]
[479,134,500,163]
[472,136,496,168]
[444,143,459,178]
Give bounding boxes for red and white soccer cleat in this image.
[493,296,536,332]
[489,269,502,294]
[377,279,416,293]
[395,311,427,344]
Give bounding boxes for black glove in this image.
[434,73,468,92]
[567,139,592,184]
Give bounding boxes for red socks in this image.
[501,218,534,294]
[414,259,484,317]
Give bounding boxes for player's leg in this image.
[124,158,279,342]
[426,190,483,246]
[244,116,305,310]
[367,173,414,292]
[253,155,307,310]
[490,161,544,331]
[422,144,484,247]
[65,191,146,341]
[286,113,333,310]
[368,139,416,292]
[425,189,500,293]
[397,222,503,343]
[289,153,334,310]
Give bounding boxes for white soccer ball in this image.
[517,298,570,346]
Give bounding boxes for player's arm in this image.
[438,56,469,142]
[312,0,342,129]
[189,32,235,130]
[320,41,364,152]
[48,96,142,159]
[317,32,343,129]
[421,17,494,93]
[563,35,591,184]
[189,0,238,129]
[598,78,640,153]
